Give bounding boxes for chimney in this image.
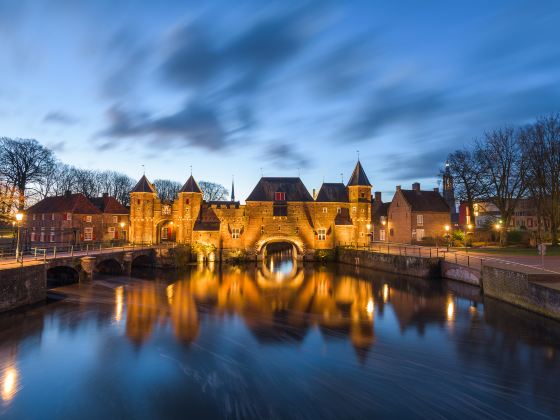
[412,182,420,192]
[375,191,382,203]
[396,185,401,191]
[433,187,439,193]
[102,192,109,198]
[64,190,71,197]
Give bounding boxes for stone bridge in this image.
[46,247,157,283]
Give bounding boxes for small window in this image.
[108,226,115,233]
[260,225,264,234]
[137,199,141,205]
[379,229,386,241]
[274,192,286,201]
[278,225,281,231]
[49,232,55,242]
[41,214,45,221]
[185,198,190,204]
[322,207,327,214]
[40,232,45,242]
[360,232,365,237]
[51,214,55,221]
[417,214,424,226]
[64,213,72,221]
[318,228,326,241]
[337,208,341,214]
[85,215,92,223]
[295,227,299,234]
[232,228,240,239]
[112,216,118,223]
[361,192,365,198]
[352,207,356,213]
[84,227,93,241]
[31,232,36,242]
[390,228,394,237]
[33,214,36,221]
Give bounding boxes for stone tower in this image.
[442,163,457,221]
[347,160,372,244]
[130,175,157,244]
[176,175,203,244]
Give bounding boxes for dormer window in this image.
[274,192,286,201]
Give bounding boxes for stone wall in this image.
[441,261,481,286]
[0,263,46,313]
[337,248,441,279]
[481,263,560,320]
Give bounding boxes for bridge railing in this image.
[0,241,176,266]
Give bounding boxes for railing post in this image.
[53,247,57,259]
[34,248,38,260]
[71,245,74,257]
[86,244,89,255]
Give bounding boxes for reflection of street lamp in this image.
[444,225,450,251]
[366,223,372,243]
[15,212,23,262]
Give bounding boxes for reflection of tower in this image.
[442,163,457,221]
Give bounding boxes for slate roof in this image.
[372,202,390,221]
[27,193,101,214]
[193,205,220,231]
[179,175,202,193]
[131,175,156,193]
[315,183,349,202]
[90,195,129,214]
[246,177,313,202]
[400,190,450,212]
[347,161,371,187]
[335,208,353,225]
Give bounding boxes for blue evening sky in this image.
[1,0,559,200]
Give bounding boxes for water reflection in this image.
[1,258,560,418]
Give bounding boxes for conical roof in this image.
[131,175,156,193]
[347,161,371,187]
[179,175,202,193]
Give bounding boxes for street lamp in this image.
[444,225,450,251]
[381,219,387,243]
[465,224,473,253]
[15,212,23,262]
[366,223,372,243]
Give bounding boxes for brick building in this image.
[25,191,129,245]
[129,161,373,260]
[386,183,450,244]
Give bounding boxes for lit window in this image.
[85,215,92,223]
[232,228,240,239]
[318,228,326,241]
[352,207,356,213]
[84,227,93,241]
[112,216,118,223]
[51,214,55,221]
[337,208,341,214]
[322,207,327,214]
[274,192,286,201]
[50,231,55,242]
[417,214,424,226]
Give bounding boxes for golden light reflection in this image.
[366,299,374,314]
[383,284,389,303]
[1,366,19,404]
[115,286,124,322]
[446,299,455,321]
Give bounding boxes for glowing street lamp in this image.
[444,225,451,251]
[15,212,23,262]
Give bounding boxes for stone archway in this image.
[155,219,175,243]
[256,236,304,261]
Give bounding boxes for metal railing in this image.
[339,241,560,275]
[0,241,176,267]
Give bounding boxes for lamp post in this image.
[444,225,450,251]
[15,212,23,262]
[366,223,372,244]
[381,219,387,243]
[120,221,126,243]
[465,224,473,253]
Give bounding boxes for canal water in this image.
[1,253,560,419]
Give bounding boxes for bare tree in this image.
[477,127,527,246]
[199,181,229,201]
[0,138,56,210]
[153,179,181,201]
[444,148,488,226]
[520,114,560,246]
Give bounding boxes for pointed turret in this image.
[347,160,371,187]
[131,175,156,193]
[179,175,202,194]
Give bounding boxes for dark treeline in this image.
[446,114,560,246]
[0,137,228,224]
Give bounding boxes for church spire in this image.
[347,160,371,187]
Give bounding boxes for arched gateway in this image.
[129,161,374,261]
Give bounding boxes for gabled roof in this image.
[400,190,450,212]
[246,177,313,202]
[193,205,220,231]
[179,175,202,193]
[131,175,156,193]
[27,193,101,214]
[90,195,129,214]
[316,183,349,202]
[372,202,390,221]
[347,161,371,187]
[335,208,353,225]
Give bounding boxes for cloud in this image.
[380,149,446,181]
[99,102,227,150]
[262,142,311,170]
[43,111,79,125]
[47,140,66,152]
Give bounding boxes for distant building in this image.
[25,191,129,245]
[460,198,543,231]
[387,183,451,243]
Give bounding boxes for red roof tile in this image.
[27,193,101,214]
